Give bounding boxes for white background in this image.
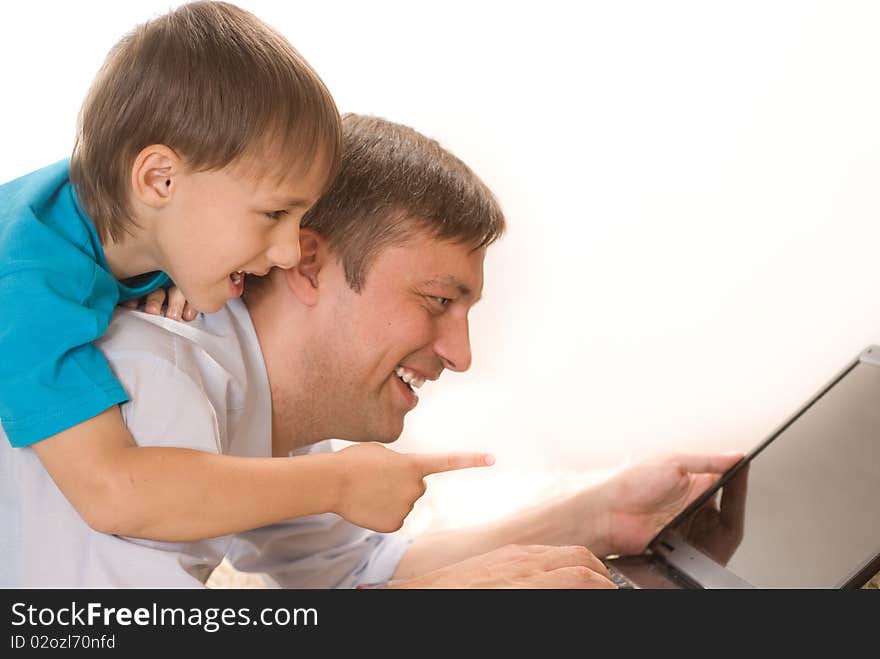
[3,1,880,535]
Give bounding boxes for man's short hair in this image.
[70,1,341,244]
[301,113,506,292]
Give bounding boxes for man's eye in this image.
[432,296,452,307]
[264,210,289,221]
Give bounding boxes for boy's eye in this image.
[264,210,289,221]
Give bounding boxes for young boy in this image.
[0,1,491,543]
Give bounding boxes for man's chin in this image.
[330,417,405,444]
[359,417,406,444]
[367,422,405,444]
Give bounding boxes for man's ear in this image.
[130,145,182,209]
[283,228,324,306]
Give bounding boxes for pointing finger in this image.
[413,452,496,476]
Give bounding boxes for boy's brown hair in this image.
[70,1,341,244]
[301,113,506,292]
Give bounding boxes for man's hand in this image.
[334,443,494,533]
[121,285,198,321]
[675,463,748,565]
[390,544,616,589]
[594,452,743,557]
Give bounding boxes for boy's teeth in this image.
[230,271,243,285]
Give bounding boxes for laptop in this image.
[604,345,880,589]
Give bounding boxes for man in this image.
[0,114,741,588]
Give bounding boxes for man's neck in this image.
[245,282,326,456]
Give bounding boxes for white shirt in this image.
[0,300,409,587]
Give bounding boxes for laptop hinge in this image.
[653,530,755,589]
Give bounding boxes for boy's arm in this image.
[31,407,492,542]
[32,405,345,542]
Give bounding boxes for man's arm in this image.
[392,488,605,581]
[392,452,742,581]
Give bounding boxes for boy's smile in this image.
[102,145,333,314]
[154,154,330,313]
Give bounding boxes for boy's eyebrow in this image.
[282,198,312,209]
[262,195,313,209]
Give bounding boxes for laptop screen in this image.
[666,355,880,588]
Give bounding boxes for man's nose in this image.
[265,224,301,269]
[435,313,472,373]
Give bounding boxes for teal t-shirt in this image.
[0,159,170,447]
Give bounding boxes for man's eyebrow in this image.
[424,275,482,302]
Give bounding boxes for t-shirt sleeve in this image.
[0,260,126,447]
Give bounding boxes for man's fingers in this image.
[682,473,722,509]
[494,545,613,588]
[668,452,743,475]
[505,544,610,578]
[549,566,617,589]
[540,545,611,579]
[413,452,495,476]
[720,463,749,531]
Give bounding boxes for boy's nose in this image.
[266,237,301,270]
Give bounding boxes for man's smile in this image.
[394,365,426,390]
[392,366,427,411]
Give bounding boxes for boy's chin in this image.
[186,295,222,314]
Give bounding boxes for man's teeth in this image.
[230,271,243,285]
[394,366,425,389]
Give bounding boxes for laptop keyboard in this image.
[606,563,636,589]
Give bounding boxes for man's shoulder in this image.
[100,301,269,456]
[99,305,241,365]
[98,301,257,395]
[99,309,186,364]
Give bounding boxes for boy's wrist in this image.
[315,451,349,517]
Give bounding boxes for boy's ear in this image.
[282,229,325,307]
[131,145,182,208]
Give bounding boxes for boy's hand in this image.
[334,443,494,533]
[121,286,198,321]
